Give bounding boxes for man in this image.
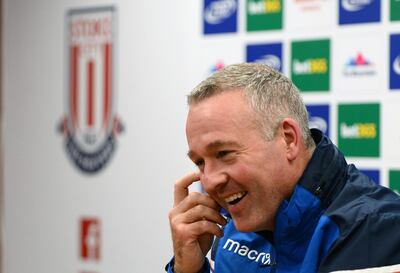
[166,63,400,273]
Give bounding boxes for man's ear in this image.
[281,118,302,161]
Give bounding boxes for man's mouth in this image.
[224,191,248,205]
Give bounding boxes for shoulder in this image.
[319,166,400,272]
[326,165,400,227]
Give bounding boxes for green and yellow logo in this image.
[291,39,330,92]
[391,0,400,21]
[247,0,282,31]
[248,0,281,14]
[338,104,380,157]
[340,123,377,139]
[389,170,400,194]
[292,58,328,75]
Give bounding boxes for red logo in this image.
[80,218,101,261]
[59,6,123,173]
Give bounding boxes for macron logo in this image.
[223,239,271,266]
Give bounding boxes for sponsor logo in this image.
[204,0,238,34]
[209,60,226,74]
[343,53,375,76]
[59,7,124,174]
[342,0,373,12]
[246,43,282,72]
[391,0,400,21]
[339,0,380,24]
[204,0,237,24]
[392,56,400,75]
[340,123,376,139]
[389,170,400,194]
[254,55,281,71]
[390,34,400,89]
[80,218,101,261]
[360,169,380,184]
[309,117,328,133]
[292,0,324,12]
[247,0,282,31]
[291,39,330,91]
[293,58,328,75]
[338,103,380,157]
[307,104,330,136]
[223,239,271,266]
[248,0,281,15]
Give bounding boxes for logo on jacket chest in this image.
[222,238,272,266]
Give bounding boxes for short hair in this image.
[188,63,314,149]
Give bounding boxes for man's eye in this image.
[194,159,205,168]
[217,150,232,158]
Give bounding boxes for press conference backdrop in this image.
[2,1,400,273]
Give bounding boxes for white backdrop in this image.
[3,0,202,273]
[3,1,400,273]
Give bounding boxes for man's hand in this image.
[168,172,227,273]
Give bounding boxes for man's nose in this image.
[201,164,228,192]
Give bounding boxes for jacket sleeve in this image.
[318,211,400,273]
[165,257,211,273]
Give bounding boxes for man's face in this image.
[186,91,294,232]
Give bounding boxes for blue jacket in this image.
[167,129,400,273]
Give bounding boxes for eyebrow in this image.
[187,140,242,159]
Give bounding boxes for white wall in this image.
[3,0,202,272]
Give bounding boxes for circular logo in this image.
[204,0,237,24]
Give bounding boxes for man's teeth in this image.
[225,191,246,203]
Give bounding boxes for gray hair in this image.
[188,63,314,149]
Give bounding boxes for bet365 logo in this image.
[338,103,380,157]
[389,170,400,194]
[291,39,330,92]
[391,0,400,21]
[246,0,282,31]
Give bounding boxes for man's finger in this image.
[174,172,200,206]
[188,220,224,238]
[179,204,227,226]
[173,192,220,214]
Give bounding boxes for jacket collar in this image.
[298,129,348,208]
[273,129,348,244]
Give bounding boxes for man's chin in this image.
[231,217,272,233]
[231,218,257,233]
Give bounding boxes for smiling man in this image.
[166,63,400,273]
